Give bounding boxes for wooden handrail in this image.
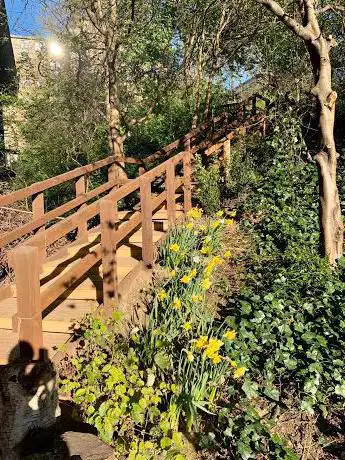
[0,155,121,208]
[0,179,119,247]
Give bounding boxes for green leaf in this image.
[335,384,345,398]
[237,441,253,460]
[154,352,171,370]
[263,385,280,401]
[242,380,259,399]
[160,437,172,449]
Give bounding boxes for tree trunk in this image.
[203,73,213,122]
[105,63,127,181]
[310,37,343,264]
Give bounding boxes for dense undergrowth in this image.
[60,108,345,459]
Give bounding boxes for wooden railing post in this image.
[262,118,267,137]
[223,139,231,183]
[75,174,88,242]
[183,139,192,214]
[11,246,43,360]
[100,198,119,310]
[165,160,176,229]
[32,191,46,264]
[140,176,154,267]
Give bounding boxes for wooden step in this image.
[0,297,95,333]
[57,257,140,301]
[0,328,71,364]
[128,229,164,245]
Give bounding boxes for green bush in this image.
[223,109,345,417]
[60,313,188,459]
[194,156,221,214]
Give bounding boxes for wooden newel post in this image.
[140,176,154,267]
[11,246,43,360]
[223,139,231,183]
[32,191,46,264]
[100,198,119,310]
[166,160,176,229]
[75,174,88,242]
[262,119,267,137]
[183,139,192,214]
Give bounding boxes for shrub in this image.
[211,109,345,457]
[60,313,187,459]
[194,156,221,215]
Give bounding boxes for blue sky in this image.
[5,0,42,35]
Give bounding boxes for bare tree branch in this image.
[258,0,313,40]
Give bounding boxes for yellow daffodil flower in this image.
[191,294,203,302]
[211,220,220,230]
[187,207,203,219]
[205,256,223,276]
[224,330,237,341]
[186,351,194,362]
[189,268,197,278]
[224,250,232,258]
[201,246,211,255]
[170,269,176,278]
[229,210,237,217]
[180,275,191,284]
[204,338,224,358]
[157,290,168,301]
[170,243,180,253]
[225,219,234,226]
[201,278,212,290]
[234,367,246,379]
[173,297,182,309]
[229,360,237,368]
[183,322,192,331]
[195,336,208,349]
[199,225,206,231]
[186,222,194,230]
[212,354,222,364]
[216,210,224,217]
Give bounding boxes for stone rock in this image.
[0,355,60,459]
[61,431,114,460]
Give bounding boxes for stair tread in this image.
[128,229,165,245]
[0,297,94,323]
[0,329,71,364]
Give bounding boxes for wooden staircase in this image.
[0,200,184,363]
[0,103,268,364]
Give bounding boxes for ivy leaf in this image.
[263,385,280,401]
[237,441,253,460]
[300,398,315,415]
[335,384,345,398]
[242,380,259,399]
